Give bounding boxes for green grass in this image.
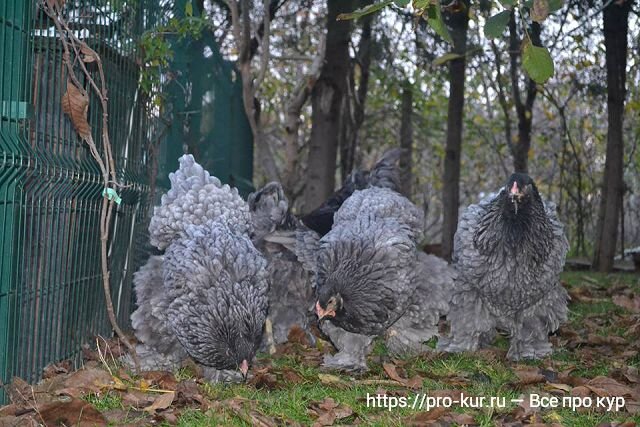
[83,392,123,411]
[167,272,640,426]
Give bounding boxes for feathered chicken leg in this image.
[507,284,568,360]
[320,321,374,373]
[437,289,495,353]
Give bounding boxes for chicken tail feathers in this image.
[248,182,298,241]
[301,148,404,236]
[130,255,187,361]
[367,148,403,192]
[148,154,251,249]
[295,228,321,273]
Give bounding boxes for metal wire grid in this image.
[0,0,157,397]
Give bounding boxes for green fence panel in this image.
[161,0,254,196]
[0,0,254,402]
[0,0,157,400]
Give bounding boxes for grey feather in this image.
[438,174,569,360]
[247,181,297,242]
[132,155,269,378]
[320,321,374,373]
[248,182,316,346]
[164,222,268,368]
[385,253,453,355]
[301,148,404,236]
[148,154,252,250]
[130,255,187,369]
[311,187,454,368]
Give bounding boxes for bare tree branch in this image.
[283,33,327,192]
[41,0,139,370]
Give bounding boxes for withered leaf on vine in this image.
[62,79,92,140]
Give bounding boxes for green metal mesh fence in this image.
[0,0,253,401]
[0,0,157,398]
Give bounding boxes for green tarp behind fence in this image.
[0,0,253,400]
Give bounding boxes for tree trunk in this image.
[304,0,354,213]
[399,82,413,199]
[509,15,540,173]
[593,0,630,272]
[440,0,469,262]
[340,0,373,180]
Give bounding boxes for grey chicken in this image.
[247,182,315,348]
[438,173,569,360]
[245,149,409,350]
[298,186,453,371]
[130,155,269,381]
[301,148,403,236]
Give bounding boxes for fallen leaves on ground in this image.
[613,294,640,313]
[513,366,547,386]
[3,274,640,426]
[216,396,287,427]
[37,396,107,427]
[308,397,354,427]
[382,362,423,390]
[143,391,175,413]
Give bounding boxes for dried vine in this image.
[40,0,139,370]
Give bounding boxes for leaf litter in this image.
[2,276,640,425]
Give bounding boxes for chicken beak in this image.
[315,301,335,320]
[509,182,522,215]
[239,359,249,378]
[510,181,519,195]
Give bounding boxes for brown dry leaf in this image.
[626,400,640,414]
[281,367,304,384]
[514,367,546,386]
[63,368,113,395]
[511,393,541,421]
[382,362,421,388]
[80,45,97,63]
[0,404,20,417]
[447,413,475,425]
[143,391,175,413]
[309,397,353,427]
[141,371,178,390]
[382,362,404,384]
[175,380,211,410]
[249,367,279,390]
[288,325,311,346]
[613,294,640,313]
[224,397,279,427]
[586,334,627,346]
[155,410,179,426]
[558,370,587,387]
[405,407,450,425]
[122,390,156,409]
[317,373,348,389]
[406,375,424,390]
[568,287,605,303]
[5,377,33,406]
[117,368,133,382]
[586,376,636,398]
[0,415,26,426]
[42,360,72,379]
[546,383,573,393]
[61,79,91,140]
[570,386,591,398]
[623,367,640,384]
[38,396,107,427]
